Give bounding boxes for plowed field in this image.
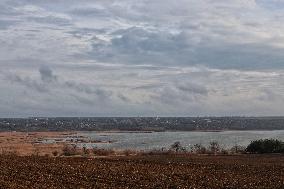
[0,154,282,189]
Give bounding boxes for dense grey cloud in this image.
[0,19,18,29]
[39,66,57,82]
[257,0,284,9]
[88,27,284,69]
[176,82,209,96]
[0,0,284,117]
[6,73,48,93]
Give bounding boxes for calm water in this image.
[74,130,284,151]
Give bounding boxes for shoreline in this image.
[51,129,284,133]
[0,130,283,156]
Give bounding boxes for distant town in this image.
[0,117,284,132]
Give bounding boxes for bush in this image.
[32,147,40,156]
[62,144,78,156]
[1,148,19,156]
[191,144,207,154]
[82,146,90,156]
[170,141,186,153]
[52,151,59,157]
[230,145,246,154]
[209,141,220,154]
[122,149,134,156]
[246,139,284,154]
[92,147,115,156]
[220,149,229,155]
[140,149,171,156]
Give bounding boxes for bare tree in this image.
[170,141,185,152]
[209,141,220,154]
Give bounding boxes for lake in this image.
[73,130,284,151]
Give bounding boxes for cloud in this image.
[27,15,71,26]
[176,82,208,96]
[0,19,18,30]
[2,0,284,69]
[88,27,191,65]
[1,64,284,116]
[0,0,284,116]
[39,66,57,82]
[64,80,112,100]
[69,6,109,17]
[87,24,284,69]
[256,0,284,10]
[5,73,48,93]
[3,66,112,100]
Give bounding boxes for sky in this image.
[0,0,284,117]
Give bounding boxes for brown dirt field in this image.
[0,154,282,189]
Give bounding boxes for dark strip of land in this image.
[1,117,284,131]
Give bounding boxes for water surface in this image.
[75,130,284,150]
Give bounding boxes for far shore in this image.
[3,129,283,134]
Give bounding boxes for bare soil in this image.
[0,154,282,189]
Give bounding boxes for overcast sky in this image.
[0,0,284,117]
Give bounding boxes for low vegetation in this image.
[142,139,283,156]
[62,144,78,156]
[246,139,284,154]
[92,147,115,156]
[1,138,283,158]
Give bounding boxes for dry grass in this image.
[92,147,115,156]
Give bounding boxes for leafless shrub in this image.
[52,151,59,157]
[220,149,229,155]
[170,141,187,153]
[140,149,172,156]
[122,149,137,156]
[191,144,207,154]
[62,144,78,156]
[92,147,115,156]
[209,141,220,154]
[1,147,19,156]
[32,147,40,156]
[230,145,246,154]
[82,146,91,157]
